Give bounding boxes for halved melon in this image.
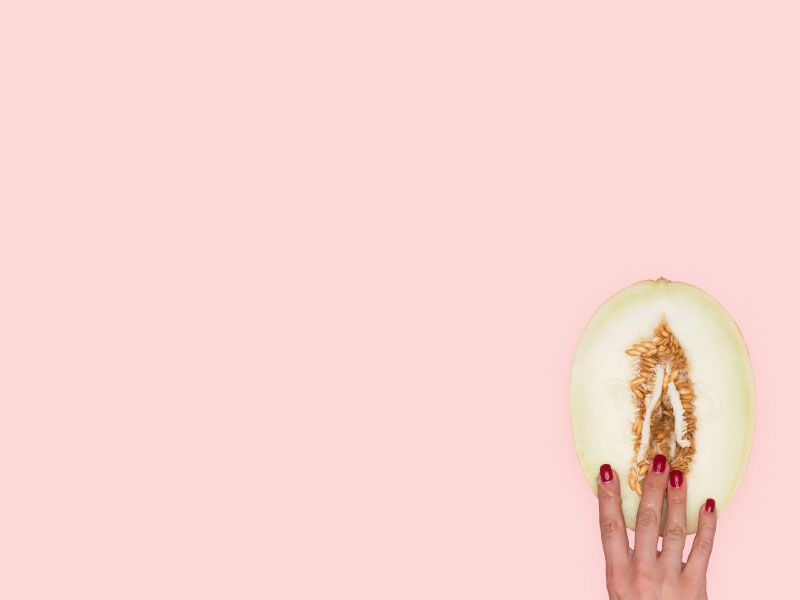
[570,279,754,534]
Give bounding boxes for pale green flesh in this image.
[570,279,755,534]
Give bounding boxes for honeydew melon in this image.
[570,279,754,534]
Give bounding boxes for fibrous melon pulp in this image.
[570,279,754,534]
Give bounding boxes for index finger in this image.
[597,464,630,568]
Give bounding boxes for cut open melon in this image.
[570,279,754,534]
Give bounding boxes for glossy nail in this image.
[669,469,683,488]
[705,498,716,513]
[600,464,613,483]
[653,454,667,473]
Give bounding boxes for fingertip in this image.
[652,454,667,474]
[668,469,684,489]
[698,498,717,525]
[597,467,621,503]
[695,498,718,536]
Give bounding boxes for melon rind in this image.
[570,279,755,534]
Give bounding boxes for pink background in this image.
[1,2,797,598]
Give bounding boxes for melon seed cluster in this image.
[625,322,697,496]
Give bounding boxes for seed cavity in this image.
[626,321,697,493]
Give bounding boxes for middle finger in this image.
[633,454,668,563]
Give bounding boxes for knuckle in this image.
[636,507,659,528]
[631,564,655,586]
[605,567,628,594]
[644,478,662,492]
[683,571,707,587]
[695,537,714,555]
[599,486,619,502]
[605,576,623,594]
[605,564,618,581]
[668,494,686,506]
[599,517,621,538]
[664,522,686,540]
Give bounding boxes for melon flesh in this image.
[570,279,754,534]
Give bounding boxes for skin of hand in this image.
[597,455,717,600]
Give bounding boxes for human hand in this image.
[597,456,717,600]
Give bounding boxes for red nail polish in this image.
[705,498,716,513]
[669,469,683,488]
[600,464,613,483]
[653,454,667,473]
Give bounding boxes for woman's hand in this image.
[597,455,717,600]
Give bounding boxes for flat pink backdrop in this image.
[1,1,797,598]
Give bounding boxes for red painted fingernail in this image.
[653,454,667,473]
[705,498,716,513]
[669,469,683,488]
[600,464,613,483]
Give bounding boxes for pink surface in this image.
[1,2,798,598]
